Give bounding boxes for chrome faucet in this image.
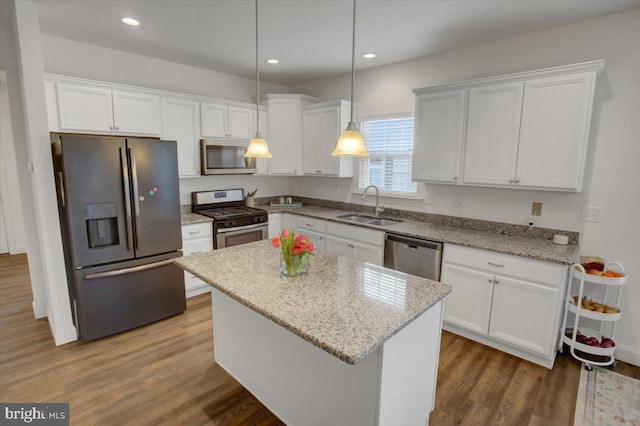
[361,185,385,217]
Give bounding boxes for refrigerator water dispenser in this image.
[84,202,119,248]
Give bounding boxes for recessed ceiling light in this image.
[266,59,279,64]
[362,52,376,59]
[122,17,140,26]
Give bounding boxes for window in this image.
[359,115,416,195]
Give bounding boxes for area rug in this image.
[574,365,640,425]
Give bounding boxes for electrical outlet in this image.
[580,206,601,223]
[531,202,542,216]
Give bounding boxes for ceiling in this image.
[35,0,640,87]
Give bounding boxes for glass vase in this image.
[280,253,309,277]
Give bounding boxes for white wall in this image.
[0,76,27,253]
[179,175,290,206]
[0,0,76,343]
[40,34,288,103]
[293,9,640,365]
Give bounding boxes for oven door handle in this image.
[216,222,267,234]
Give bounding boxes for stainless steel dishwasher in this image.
[383,234,443,281]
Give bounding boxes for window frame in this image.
[357,112,417,197]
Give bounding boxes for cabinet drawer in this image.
[326,222,384,246]
[182,238,213,255]
[295,216,326,233]
[181,223,212,241]
[443,244,566,287]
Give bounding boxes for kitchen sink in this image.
[337,214,402,226]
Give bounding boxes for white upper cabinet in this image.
[56,84,114,133]
[254,109,269,175]
[264,94,318,175]
[412,90,466,183]
[412,60,603,192]
[55,83,161,136]
[463,82,523,186]
[112,91,161,136]
[161,97,200,177]
[201,102,253,139]
[515,72,595,190]
[302,100,353,177]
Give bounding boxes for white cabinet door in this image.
[162,97,200,177]
[441,263,494,335]
[319,107,341,176]
[268,213,282,238]
[281,214,296,233]
[325,235,353,259]
[268,98,301,175]
[227,106,253,139]
[56,84,114,133]
[412,90,466,183]
[516,72,595,191]
[302,109,323,174]
[255,109,269,175]
[112,91,161,136]
[301,229,325,251]
[489,276,559,356]
[351,242,383,266]
[201,102,227,138]
[463,83,523,186]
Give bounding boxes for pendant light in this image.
[245,0,272,158]
[332,0,368,157]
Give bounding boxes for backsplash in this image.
[252,196,580,245]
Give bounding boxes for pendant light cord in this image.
[349,0,356,123]
[255,0,260,132]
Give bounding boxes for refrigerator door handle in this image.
[129,147,142,251]
[84,259,175,280]
[120,147,134,251]
[56,171,66,207]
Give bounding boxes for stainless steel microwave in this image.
[200,139,256,175]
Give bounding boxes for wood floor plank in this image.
[1,253,638,425]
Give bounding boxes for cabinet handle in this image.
[115,126,119,131]
[494,279,500,284]
[453,176,458,181]
[316,170,321,173]
[189,231,201,235]
[319,237,323,240]
[347,244,355,248]
[509,179,514,184]
[306,223,314,227]
[514,179,520,184]
[487,261,505,267]
[109,126,114,130]
[488,278,493,283]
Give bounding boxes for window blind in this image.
[359,116,416,194]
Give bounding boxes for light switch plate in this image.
[580,206,601,223]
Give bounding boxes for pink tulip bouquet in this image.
[271,229,315,276]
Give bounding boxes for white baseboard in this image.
[615,344,640,367]
[32,299,47,319]
[46,306,77,346]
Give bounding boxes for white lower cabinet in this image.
[441,244,567,368]
[268,213,282,238]
[181,222,213,297]
[325,222,384,266]
[294,216,325,250]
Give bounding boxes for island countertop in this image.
[174,240,451,365]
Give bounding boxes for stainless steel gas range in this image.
[192,189,268,249]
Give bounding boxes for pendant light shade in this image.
[332,121,368,157]
[332,0,368,157]
[246,132,272,157]
[245,0,272,158]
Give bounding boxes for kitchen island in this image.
[175,240,451,425]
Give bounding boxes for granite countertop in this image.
[181,212,213,226]
[260,206,579,265]
[174,240,451,365]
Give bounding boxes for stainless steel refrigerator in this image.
[52,133,186,341]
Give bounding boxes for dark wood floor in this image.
[1,253,638,425]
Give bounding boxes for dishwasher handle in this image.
[385,233,442,251]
